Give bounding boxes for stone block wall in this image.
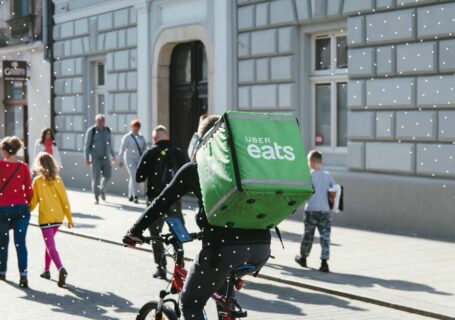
[236,0,298,111]
[237,0,455,179]
[346,1,455,179]
[53,7,137,153]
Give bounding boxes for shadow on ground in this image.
[72,212,104,220]
[272,230,341,246]
[99,202,145,213]
[5,281,137,320]
[265,263,453,296]
[237,280,366,316]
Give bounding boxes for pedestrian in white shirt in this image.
[32,128,63,173]
[118,119,147,203]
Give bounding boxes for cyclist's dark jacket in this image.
[135,140,187,200]
[131,162,271,248]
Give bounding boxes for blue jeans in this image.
[0,204,30,276]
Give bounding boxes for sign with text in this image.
[2,60,27,81]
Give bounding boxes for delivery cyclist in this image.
[123,115,271,320]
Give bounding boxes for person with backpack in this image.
[0,136,33,288]
[118,119,147,203]
[124,116,272,320]
[29,152,73,287]
[135,125,187,279]
[84,114,116,204]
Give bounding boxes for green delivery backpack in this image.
[196,111,313,230]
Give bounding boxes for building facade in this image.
[52,0,234,192]
[52,0,455,240]
[0,0,51,162]
[235,0,455,240]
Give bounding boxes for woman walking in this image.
[118,119,147,203]
[30,152,73,287]
[0,136,33,288]
[32,128,63,172]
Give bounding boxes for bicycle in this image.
[135,218,256,320]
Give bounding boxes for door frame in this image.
[169,41,208,151]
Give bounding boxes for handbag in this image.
[0,163,21,194]
[130,133,144,156]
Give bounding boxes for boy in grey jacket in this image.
[84,114,116,204]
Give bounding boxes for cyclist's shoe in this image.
[123,230,144,246]
[295,255,307,268]
[319,259,330,273]
[153,267,167,280]
[40,271,51,280]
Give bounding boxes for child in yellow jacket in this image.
[30,152,73,287]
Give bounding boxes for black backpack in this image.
[152,145,180,192]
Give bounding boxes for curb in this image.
[30,223,454,320]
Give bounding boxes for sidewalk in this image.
[31,188,455,319]
[1,228,432,320]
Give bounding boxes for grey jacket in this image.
[84,126,115,160]
[118,132,147,161]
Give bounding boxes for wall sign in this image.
[2,60,27,81]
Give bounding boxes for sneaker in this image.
[153,268,167,280]
[0,274,5,281]
[40,271,51,280]
[100,190,106,201]
[134,197,139,204]
[128,196,134,202]
[295,255,307,268]
[319,259,330,273]
[122,230,145,246]
[58,268,68,287]
[19,276,28,288]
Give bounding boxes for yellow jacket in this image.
[29,175,73,226]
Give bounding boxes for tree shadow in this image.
[5,280,138,320]
[237,280,365,315]
[266,263,453,296]
[72,212,104,220]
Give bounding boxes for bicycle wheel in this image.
[136,301,178,320]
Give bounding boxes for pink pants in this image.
[41,226,63,271]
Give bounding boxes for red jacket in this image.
[0,160,33,207]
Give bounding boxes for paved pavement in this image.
[23,188,455,319]
[1,227,433,320]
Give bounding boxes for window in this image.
[311,31,348,150]
[13,0,30,17]
[96,62,106,87]
[93,60,107,116]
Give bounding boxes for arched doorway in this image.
[169,41,208,151]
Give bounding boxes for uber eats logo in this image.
[245,137,295,161]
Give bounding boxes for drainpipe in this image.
[43,0,55,130]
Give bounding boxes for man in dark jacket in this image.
[136,125,187,279]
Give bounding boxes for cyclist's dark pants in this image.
[181,243,270,320]
[147,202,183,269]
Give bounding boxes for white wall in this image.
[27,49,51,153]
[213,0,231,114]
[0,42,50,159]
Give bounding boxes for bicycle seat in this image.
[232,264,258,278]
